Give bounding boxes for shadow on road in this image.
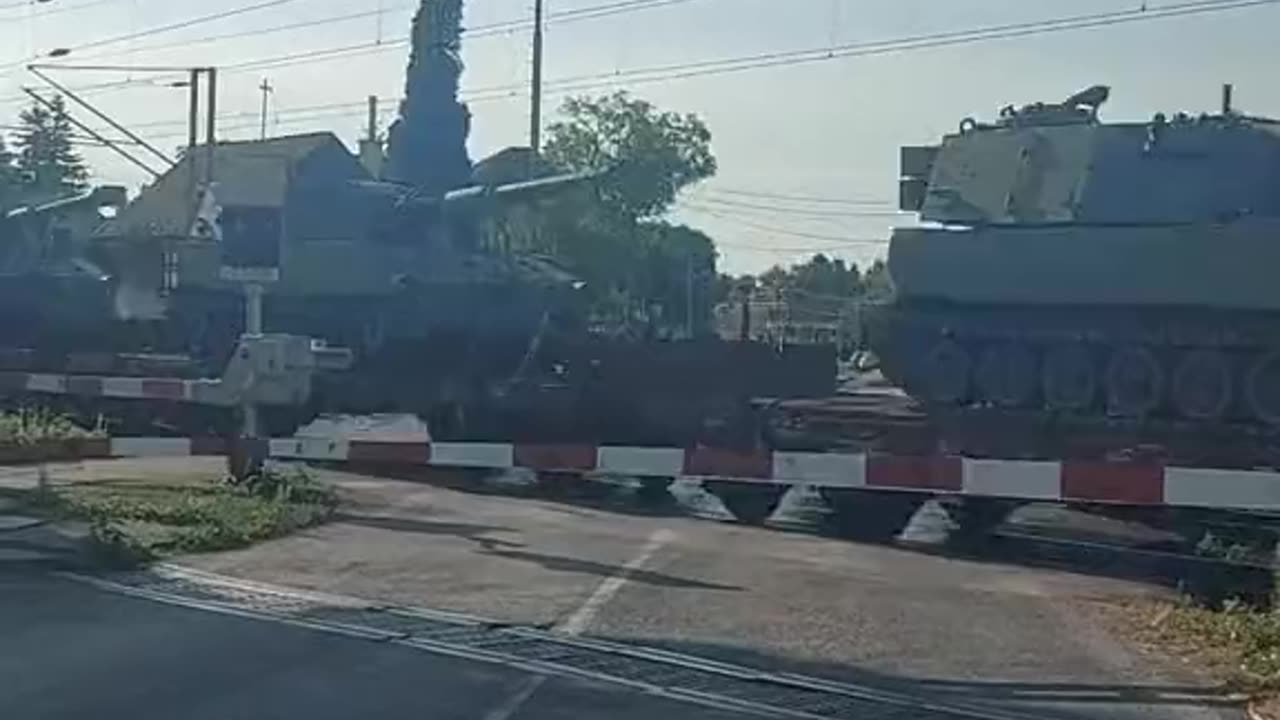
[911,676,1238,707]
[339,462,703,520]
[608,636,1241,720]
[331,508,740,590]
[888,531,1276,610]
[332,511,526,550]
[330,463,1275,608]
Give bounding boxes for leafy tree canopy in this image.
[535,92,720,336]
[544,91,716,221]
[721,253,867,303]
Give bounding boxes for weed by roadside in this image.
[1148,599,1280,689]
[0,408,103,445]
[19,466,337,567]
[1111,594,1280,717]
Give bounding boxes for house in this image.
[90,132,403,318]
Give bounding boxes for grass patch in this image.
[1142,599,1280,691]
[24,467,337,566]
[1115,594,1280,718]
[0,408,103,445]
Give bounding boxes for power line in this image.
[0,74,188,107]
[113,0,1277,135]
[0,0,694,119]
[2,0,303,73]
[705,186,894,207]
[682,203,891,247]
[0,0,127,21]
[687,193,906,218]
[219,0,700,75]
[713,238,887,255]
[26,0,697,81]
[9,0,701,134]
[36,0,1280,178]
[481,0,1280,99]
[67,3,417,63]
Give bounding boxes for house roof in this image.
[98,132,356,238]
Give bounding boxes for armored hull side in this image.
[890,219,1280,311]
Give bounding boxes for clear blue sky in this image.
[1,0,1277,274]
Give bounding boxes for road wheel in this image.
[945,497,1020,540]
[1041,343,1096,412]
[819,488,925,543]
[1171,349,1233,421]
[923,339,972,405]
[975,343,1038,408]
[1105,346,1164,418]
[1246,351,1280,427]
[705,481,786,525]
[636,477,675,504]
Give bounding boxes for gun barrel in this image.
[438,170,598,215]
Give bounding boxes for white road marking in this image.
[557,528,677,636]
[481,675,548,720]
[482,527,677,720]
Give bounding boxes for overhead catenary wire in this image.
[704,186,895,208]
[41,0,1280,207]
[217,0,701,75]
[686,193,907,218]
[60,0,1278,143]
[470,0,1280,100]
[62,0,1273,105]
[9,0,704,133]
[0,0,303,74]
[0,0,700,115]
[67,4,418,61]
[0,0,127,18]
[682,202,892,247]
[25,0,698,78]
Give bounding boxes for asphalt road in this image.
[0,573,747,720]
[0,459,1248,720]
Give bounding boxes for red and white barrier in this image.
[0,372,200,402]
[13,435,1279,512]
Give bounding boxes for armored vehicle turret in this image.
[869,86,1280,426]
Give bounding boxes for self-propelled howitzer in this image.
[868,86,1280,426]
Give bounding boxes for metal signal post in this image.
[530,0,544,153]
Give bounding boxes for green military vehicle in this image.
[869,85,1280,426]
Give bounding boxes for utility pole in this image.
[205,67,217,188]
[188,68,201,224]
[187,69,201,154]
[530,0,544,154]
[258,78,273,140]
[359,95,384,178]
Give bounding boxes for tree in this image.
[538,92,720,336]
[0,133,17,208]
[383,0,472,192]
[862,258,894,300]
[634,221,717,336]
[544,91,716,221]
[14,95,88,198]
[757,254,863,299]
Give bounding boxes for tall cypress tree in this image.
[383,0,473,193]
